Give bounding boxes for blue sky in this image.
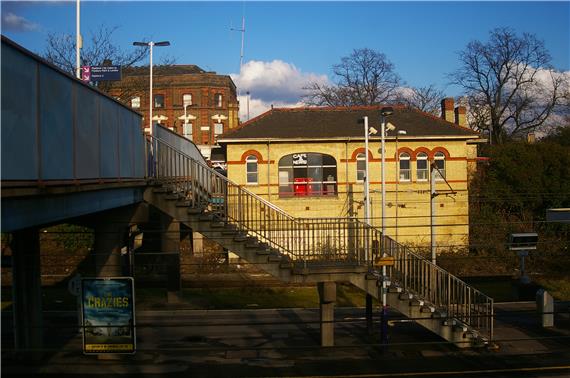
[2,1,569,117]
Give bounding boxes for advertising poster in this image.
[81,277,136,354]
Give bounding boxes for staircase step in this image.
[199,214,214,222]
[188,207,205,215]
[256,248,270,255]
[175,201,192,207]
[221,227,239,235]
[268,254,282,263]
[210,221,225,228]
[153,187,170,193]
[388,286,403,294]
[398,292,412,301]
[234,233,247,242]
[366,272,379,280]
[165,194,182,200]
[410,298,424,307]
[432,310,448,319]
[421,305,435,313]
[280,261,294,269]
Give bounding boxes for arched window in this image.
[356,153,366,182]
[434,152,446,181]
[399,153,411,182]
[278,153,337,197]
[416,152,428,181]
[246,155,258,184]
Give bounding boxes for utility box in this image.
[536,289,554,327]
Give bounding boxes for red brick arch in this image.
[347,147,374,162]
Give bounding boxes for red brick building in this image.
[108,65,239,159]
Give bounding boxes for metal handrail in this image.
[149,136,493,342]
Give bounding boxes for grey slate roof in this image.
[220,106,480,141]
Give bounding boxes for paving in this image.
[2,302,569,377]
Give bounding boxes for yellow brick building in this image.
[218,101,482,251]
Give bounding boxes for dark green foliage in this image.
[43,224,94,253]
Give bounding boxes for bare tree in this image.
[450,27,568,144]
[303,48,402,106]
[397,85,446,115]
[44,25,148,75]
[43,25,150,102]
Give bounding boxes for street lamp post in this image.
[379,106,393,345]
[132,41,170,137]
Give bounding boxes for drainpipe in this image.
[267,141,271,201]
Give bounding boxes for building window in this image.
[356,153,366,182]
[154,94,164,108]
[214,123,223,135]
[131,96,140,109]
[399,153,411,182]
[183,93,192,107]
[183,123,192,140]
[215,93,223,108]
[278,153,337,197]
[416,152,428,181]
[246,155,258,184]
[434,152,446,181]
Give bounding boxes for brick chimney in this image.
[454,106,466,127]
[441,98,454,123]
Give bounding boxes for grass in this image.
[1,283,373,312]
[533,276,570,301]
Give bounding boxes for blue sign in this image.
[81,65,122,82]
[81,277,135,354]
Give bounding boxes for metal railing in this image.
[150,137,379,266]
[149,136,493,342]
[381,235,494,341]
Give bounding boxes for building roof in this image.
[219,106,480,141]
[123,64,207,76]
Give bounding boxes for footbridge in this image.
[1,36,493,355]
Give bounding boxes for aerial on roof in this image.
[219,106,480,141]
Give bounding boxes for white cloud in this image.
[1,12,38,32]
[237,94,305,121]
[231,60,328,104]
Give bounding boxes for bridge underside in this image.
[1,183,145,232]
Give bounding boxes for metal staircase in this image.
[145,136,494,348]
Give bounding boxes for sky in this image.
[2,1,569,119]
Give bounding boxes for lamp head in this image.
[381,107,394,117]
[368,127,378,135]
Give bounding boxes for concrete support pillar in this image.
[160,214,181,303]
[193,232,204,257]
[366,293,373,335]
[11,228,43,358]
[318,282,336,347]
[93,222,126,277]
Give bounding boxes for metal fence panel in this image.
[0,43,38,181]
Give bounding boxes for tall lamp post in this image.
[132,41,170,137]
[379,106,393,344]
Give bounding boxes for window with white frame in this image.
[399,152,411,182]
[356,153,366,182]
[416,152,429,181]
[131,96,141,108]
[154,94,164,108]
[215,93,223,108]
[183,93,192,107]
[214,123,223,135]
[182,123,193,140]
[246,155,258,184]
[434,152,446,181]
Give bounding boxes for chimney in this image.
[441,98,454,123]
[454,106,466,127]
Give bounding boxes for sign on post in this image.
[81,65,122,82]
[81,277,136,354]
